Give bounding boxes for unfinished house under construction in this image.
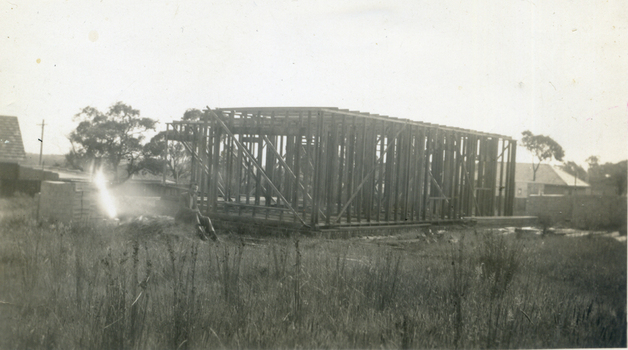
[165,107,517,231]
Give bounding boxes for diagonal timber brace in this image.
[461,160,481,215]
[207,108,310,227]
[262,135,327,221]
[334,122,409,223]
[169,127,226,198]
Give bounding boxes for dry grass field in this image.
[0,195,625,349]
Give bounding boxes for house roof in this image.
[515,163,590,187]
[0,116,26,162]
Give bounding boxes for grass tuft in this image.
[0,197,625,349]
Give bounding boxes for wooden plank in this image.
[428,130,438,219]
[279,114,289,221]
[225,112,234,205]
[442,131,453,219]
[325,115,337,225]
[317,112,328,225]
[355,118,366,223]
[311,112,324,225]
[285,119,295,222]
[305,111,313,222]
[345,116,356,223]
[421,129,432,220]
[253,112,263,217]
[404,126,415,221]
[265,112,276,220]
[426,131,435,219]
[509,141,517,215]
[376,121,385,222]
[483,138,492,215]
[384,126,394,221]
[293,112,302,222]
[391,127,400,221]
[189,125,197,184]
[236,127,243,214]
[408,127,417,220]
[469,136,480,216]
[434,130,445,219]
[503,141,512,215]
[457,136,466,216]
[483,137,492,215]
[477,137,486,216]
[464,135,474,216]
[284,112,294,220]
[488,138,499,216]
[435,131,444,219]
[310,113,319,224]
[337,115,346,213]
[504,140,517,216]
[365,123,377,222]
[497,140,506,216]
[450,133,458,218]
[288,119,298,217]
[222,121,230,211]
[482,137,492,216]
[414,128,425,221]
[476,138,485,216]
[452,134,462,220]
[200,121,208,213]
[407,128,416,221]
[404,127,413,221]
[442,131,451,219]
[460,136,471,217]
[244,113,252,207]
[211,117,221,213]
[220,202,293,211]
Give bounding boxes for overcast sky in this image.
[1,0,626,166]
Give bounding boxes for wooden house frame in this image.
[165,107,517,230]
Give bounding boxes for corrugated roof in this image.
[515,163,589,187]
[0,116,26,162]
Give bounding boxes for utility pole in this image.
[36,119,46,221]
[37,119,45,166]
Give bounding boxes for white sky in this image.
[1,0,626,166]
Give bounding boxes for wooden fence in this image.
[165,107,516,230]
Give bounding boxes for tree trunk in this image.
[532,160,539,182]
[111,157,121,182]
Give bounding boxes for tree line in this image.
[65,102,200,183]
[65,102,627,195]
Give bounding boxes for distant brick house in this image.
[0,116,58,196]
[515,163,591,197]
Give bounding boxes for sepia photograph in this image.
[1,1,626,348]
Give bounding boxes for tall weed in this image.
[1,198,625,349]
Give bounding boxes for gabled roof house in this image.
[0,116,61,196]
[515,163,590,197]
[0,115,26,163]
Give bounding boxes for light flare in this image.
[94,170,117,219]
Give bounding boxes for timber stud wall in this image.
[166,107,517,230]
